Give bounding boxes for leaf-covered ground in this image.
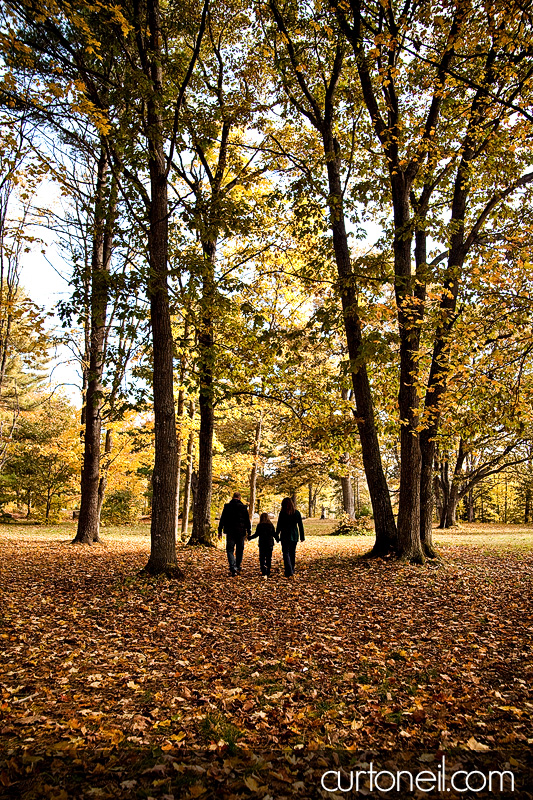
[1,523,532,799]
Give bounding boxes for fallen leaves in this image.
[0,526,532,797]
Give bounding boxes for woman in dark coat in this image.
[276,497,305,578]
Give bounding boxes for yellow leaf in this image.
[244,776,266,791]
[187,784,206,798]
[466,737,490,752]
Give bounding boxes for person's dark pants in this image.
[259,545,273,576]
[281,539,297,577]
[226,535,245,574]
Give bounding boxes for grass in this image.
[3,518,533,552]
[433,521,533,551]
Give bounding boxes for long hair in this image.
[281,497,295,515]
[259,512,270,524]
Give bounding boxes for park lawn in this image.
[0,524,532,798]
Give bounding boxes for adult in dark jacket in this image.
[275,497,305,578]
[248,512,278,577]
[218,492,251,576]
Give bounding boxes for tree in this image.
[263,0,397,555]
[1,394,80,519]
[168,1,271,545]
[2,0,209,573]
[328,0,533,560]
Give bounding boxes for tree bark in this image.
[419,60,498,548]
[322,129,397,556]
[181,405,195,539]
[185,123,232,547]
[389,174,424,563]
[96,428,113,529]
[439,441,466,529]
[73,146,114,545]
[248,412,262,520]
[188,242,216,546]
[340,453,355,518]
[144,0,180,575]
[175,381,185,535]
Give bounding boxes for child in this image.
[248,512,278,578]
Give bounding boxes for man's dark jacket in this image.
[218,498,251,540]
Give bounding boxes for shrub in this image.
[330,512,374,536]
[101,488,143,524]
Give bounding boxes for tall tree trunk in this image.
[190,469,198,526]
[174,320,189,535]
[267,8,396,555]
[444,494,459,527]
[96,428,113,528]
[189,243,216,546]
[308,482,313,519]
[420,446,436,556]
[175,385,185,534]
[391,177,424,563]
[73,147,114,545]
[419,73,496,548]
[322,129,397,557]
[181,411,195,539]
[187,119,231,546]
[438,460,450,528]
[144,0,180,575]
[248,411,262,520]
[439,441,466,529]
[340,453,355,518]
[412,227,436,558]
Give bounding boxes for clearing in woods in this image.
[0,522,532,798]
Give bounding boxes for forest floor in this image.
[1,522,532,799]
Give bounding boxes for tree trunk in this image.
[96,428,113,532]
[175,385,185,535]
[444,491,459,527]
[181,401,195,539]
[340,454,355,518]
[322,129,397,557]
[248,412,262,520]
[174,323,189,535]
[188,394,214,545]
[73,147,114,545]
[181,436,195,539]
[312,485,318,517]
[308,482,313,519]
[419,84,492,545]
[189,243,216,547]
[391,177,424,563]
[440,441,466,529]
[419,442,436,557]
[144,0,180,575]
[190,469,198,526]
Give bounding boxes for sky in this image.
[21,243,83,406]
